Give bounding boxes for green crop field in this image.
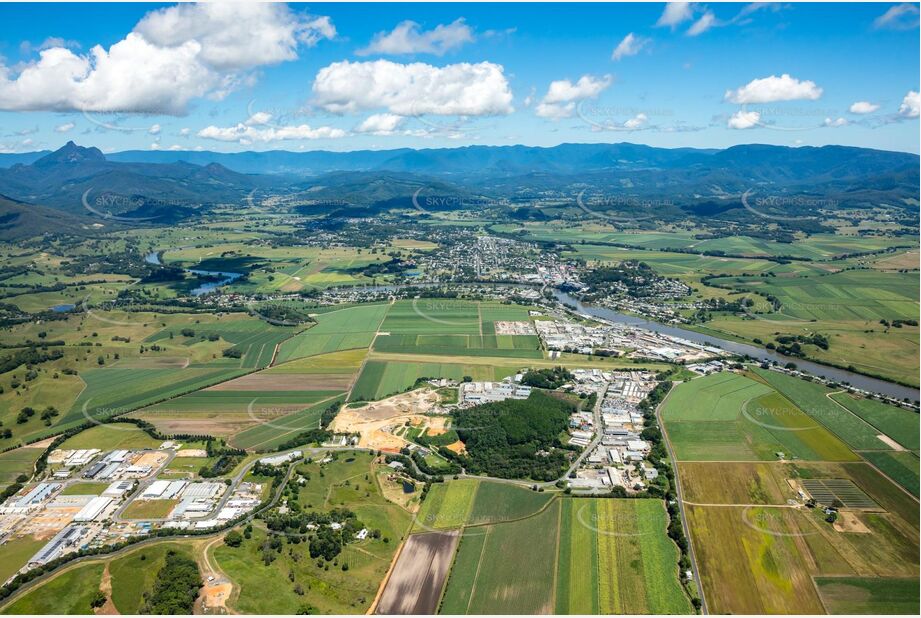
[711,270,918,322]
[592,499,693,614]
[230,394,345,450]
[440,495,691,615]
[349,360,516,402]
[861,451,920,497]
[373,333,543,358]
[662,372,858,462]
[815,577,920,614]
[381,299,481,335]
[146,316,296,369]
[413,479,479,531]
[752,369,899,451]
[830,392,920,451]
[466,481,553,525]
[0,447,42,489]
[442,500,560,614]
[275,304,389,363]
[63,366,246,428]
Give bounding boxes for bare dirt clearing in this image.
[330,389,443,452]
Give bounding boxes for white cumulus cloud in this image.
[197,119,346,143]
[611,33,650,61]
[725,74,822,104]
[823,117,848,127]
[357,19,474,56]
[849,101,880,114]
[312,59,514,116]
[54,122,75,133]
[354,113,405,135]
[535,74,612,120]
[727,110,761,129]
[623,113,648,129]
[899,90,920,118]
[0,3,334,114]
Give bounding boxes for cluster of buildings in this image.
[458,378,532,407]
[535,318,722,363]
[566,371,662,493]
[0,440,265,583]
[162,481,263,531]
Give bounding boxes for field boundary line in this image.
[656,385,708,614]
[465,524,491,614]
[754,372,919,502]
[238,393,344,451]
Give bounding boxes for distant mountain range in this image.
[0,141,916,231]
[0,142,267,217]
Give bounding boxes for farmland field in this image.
[662,372,857,462]
[829,392,920,450]
[815,577,920,614]
[229,394,345,450]
[373,333,543,359]
[275,304,389,363]
[441,500,560,614]
[466,480,553,525]
[381,299,481,335]
[679,459,920,614]
[350,359,516,402]
[0,447,42,489]
[375,531,459,614]
[859,451,920,498]
[63,365,247,429]
[557,499,692,614]
[413,479,479,531]
[752,369,901,451]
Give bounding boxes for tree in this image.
[224,530,243,547]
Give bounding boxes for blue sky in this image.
[0,2,918,154]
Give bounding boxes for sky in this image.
[0,2,918,154]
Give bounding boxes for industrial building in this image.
[28,525,90,566]
[73,496,114,522]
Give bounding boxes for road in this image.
[655,385,708,614]
[563,382,607,479]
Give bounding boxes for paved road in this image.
[655,386,708,615]
[563,382,607,479]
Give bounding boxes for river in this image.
[549,289,919,402]
[144,250,243,296]
[136,264,918,401]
